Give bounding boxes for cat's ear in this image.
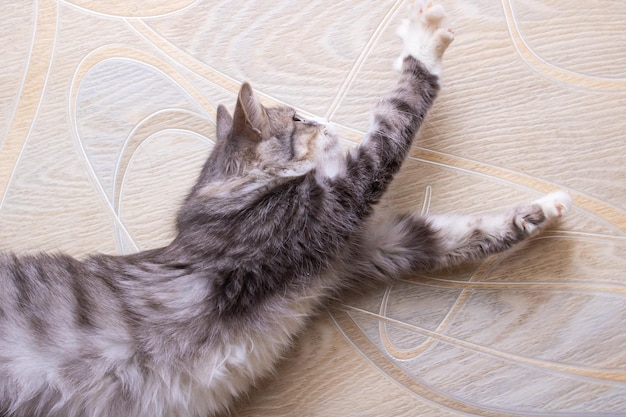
[216,104,232,143]
[231,82,269,141]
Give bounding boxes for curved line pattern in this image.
[402,275,626,295]
[346,306,626,383]
[115,127,214,249]
[68,46,217,252]
[60,0,199,19]
[111,110,215,251]
[126,20,243,98]
[420,185,432,216]
[339,230,626,413]
[502,0,626,92]
[125,19,310,111]
[331,310,623,417]
[378,257,502,360]
[0,0,58,209]
[112,109,215,209]
[324,0,405,120]
[0,2,37,151]
[373,231,626,364]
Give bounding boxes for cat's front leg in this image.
[337,1,454,209]
[419,190,574,269]
[342,191,573,287]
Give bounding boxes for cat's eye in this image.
[292,114,305,123]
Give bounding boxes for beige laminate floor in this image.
[1,0,625,415]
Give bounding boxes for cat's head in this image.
[210,82,342,179]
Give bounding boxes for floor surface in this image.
[1,1,625,415]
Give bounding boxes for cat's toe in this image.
[434,27,455,57]
[424,3,446,25]
[408,0,446,27]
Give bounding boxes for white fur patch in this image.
[395,1,454,76]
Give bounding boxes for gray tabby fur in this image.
[0,3,572,416]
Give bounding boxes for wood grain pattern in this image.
[0,0,624,415]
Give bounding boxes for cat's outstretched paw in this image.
[514,191,573,235]
[395,0,454,75]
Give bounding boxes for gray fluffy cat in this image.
[0,3,572,417]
